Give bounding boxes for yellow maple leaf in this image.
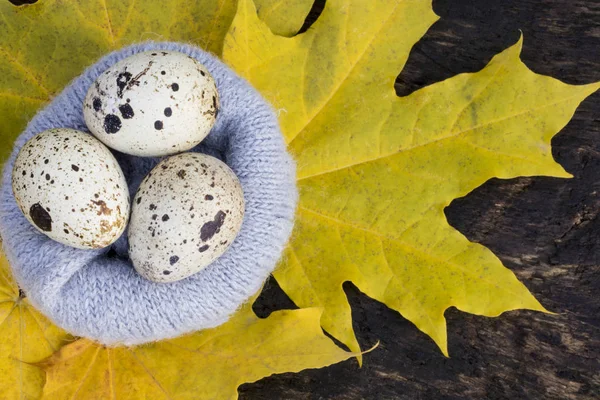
[0,0,312,162]
[40,304,353,400]
[223,0,600,357]
[0,2,353,398]
[0,243,354,400]
[2,1,598,396]
[0,248,72,399]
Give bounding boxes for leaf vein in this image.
[0,46,51,97]
[298,92,588,181]
[299,206,527,297]
[129,349,173,400]
[69,346,101,400]
[287,0,404,145]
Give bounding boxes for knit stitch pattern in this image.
[0,42,298,345]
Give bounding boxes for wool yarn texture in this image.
[0,42,298,345]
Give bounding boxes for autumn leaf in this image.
[2,0,598,396]
[0,247,72,399]
[0,244,354,400]
[40,303,354,400]
[0,3,355,398]
[223,0,600,357]
[0,0,310,162]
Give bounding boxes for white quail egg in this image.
[129,152,245,283]
[12,128,130,249]
[83,50,219,157]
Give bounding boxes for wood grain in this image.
[240,0,600,398]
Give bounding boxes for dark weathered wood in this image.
[240,0,600,399]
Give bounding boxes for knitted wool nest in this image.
[0,42,298,345]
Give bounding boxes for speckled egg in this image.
[129,153,245,283]
[83,51,219,157]
[12,129,130,249]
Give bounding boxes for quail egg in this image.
[83,50,219,157]
[129,152,244,283]
[12,128,130,249]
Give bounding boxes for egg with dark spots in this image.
[83,51,219,157]
[129,153,244,283]
[11,128,130,249]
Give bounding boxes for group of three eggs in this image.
[11,51,245,283]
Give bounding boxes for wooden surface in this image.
[240,0,600,399]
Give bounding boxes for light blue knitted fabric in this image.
[0,42,297,345]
